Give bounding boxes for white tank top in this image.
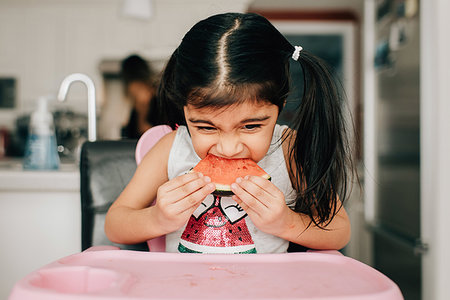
[166,124,297,253]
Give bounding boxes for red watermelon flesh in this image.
[192,154,270,196]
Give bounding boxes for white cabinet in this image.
[0,164,81,299]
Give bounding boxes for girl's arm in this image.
[232,175,350,250]
[104,131,215,244]
[104,131,174,244]
[275,197,351,250]
[281,128,351,250]
[231,128,351,250]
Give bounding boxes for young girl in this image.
[105,12,355,253]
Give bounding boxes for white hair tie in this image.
[292,45,303,61]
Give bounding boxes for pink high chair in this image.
[8,125,404,299]
[135,125,173,252]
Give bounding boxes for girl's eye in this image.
[243,124,261,130]
[197,126,216,132]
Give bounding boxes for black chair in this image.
[79,140,148,251]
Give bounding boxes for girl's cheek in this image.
[192,136,215,159]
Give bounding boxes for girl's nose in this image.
[216,134,244,158]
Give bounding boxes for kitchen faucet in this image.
[57,73,97,141]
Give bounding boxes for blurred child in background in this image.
[120,54,160,139]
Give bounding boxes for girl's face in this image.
[184,101,279,162]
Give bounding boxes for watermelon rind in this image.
[213,183,233,196]
[212,176,271,196]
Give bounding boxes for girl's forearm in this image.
[104,206,165,245]
[280,208,351,250]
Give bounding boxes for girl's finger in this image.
[171,182,216,215]
[171,176,213,202]
[160,173,211,203]
[234,177,271,208]
[231,180,267,213]
[232,195,250,212]
[244,175,280,198]
[160,172,205,194]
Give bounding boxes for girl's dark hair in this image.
[157,13,355,228]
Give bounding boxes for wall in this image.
[0,0,252,130]
[0,0,364,135]
[0,0,367,258]
[250,0,362,11]
[0,0,363,128]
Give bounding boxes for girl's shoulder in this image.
[153,129,177,152]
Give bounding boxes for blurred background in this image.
[0,0,449,299]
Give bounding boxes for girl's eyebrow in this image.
[239,116,271,123]
[187,116,271,125]
[187,118,215,125]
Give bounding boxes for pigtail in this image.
[156,51,185,129]
[288,51,353,228]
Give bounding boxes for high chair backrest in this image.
[135,125,173,165]
[135,125,173,251]
[80,139,149,251]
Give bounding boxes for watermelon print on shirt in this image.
[178,194,257,253]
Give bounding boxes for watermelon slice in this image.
[192,154,271,196]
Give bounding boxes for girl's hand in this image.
[153,172,215,234]
[231,176,291,237]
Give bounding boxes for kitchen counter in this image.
[0,159,81,300]
[0,159,79,191]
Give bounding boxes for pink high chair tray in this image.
[9,248,402,300]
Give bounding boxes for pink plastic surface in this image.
[135,125,173,252]
[9,248,403,300]
[135,125,173,165]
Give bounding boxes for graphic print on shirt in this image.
[178,194,257,253]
